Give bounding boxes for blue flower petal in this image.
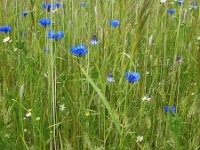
[42,2,47,9]
[54,31,64,40]
[125,71,140,82]
[39,18,51,27]
[54,2,63,8]
[77,44,86,50]
[48,30,55,39]
[0,25,12,33]
[80,2,87,7]
[110,20,120,27]
[22,11,28,16]
[70,45,88,56]
[167,9,175,14]
[178,1,184,5]
[171,105,176,113]
[164,105,169,112]
[48,30,64,40]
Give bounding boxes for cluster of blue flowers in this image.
[38,2,64,41]
[164,105,176,113]
[166,0,198,15]
[42,2,63,12]
[0,1,186,114]
[48,31,64,41]
[0,25,12,33]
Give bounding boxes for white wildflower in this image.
[142,96,151,101]
[3,36,12,43]
[52,9,58,13]
[160,0,167,3]
[59,104,65,111]
[26,111,32,117]
[136,135,143,142]
[26,112,32,117]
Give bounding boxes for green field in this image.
[0,0,200,149]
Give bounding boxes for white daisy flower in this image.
[3,36,12,43]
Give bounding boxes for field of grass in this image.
[0,0,200,149]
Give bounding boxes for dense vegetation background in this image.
[0,0,200,149]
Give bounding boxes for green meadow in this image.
[0,0,200,149]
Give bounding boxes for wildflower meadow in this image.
[0,0,200,149]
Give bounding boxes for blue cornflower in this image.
[178,1,184,5]
[48,30,64,40]
[171,105,176,113]
[110,20,120,27]
[80,2,87,7]
[42,2,63,11]
[164,105,176,113]
[22,10,28,17]
[167,9,175,14]
[48,31,54,39]
[54,2,63,8]
[164,105,169,112]
[42,2,52,11]
[0,25,12,33]
[90,35,98,46]
[39,18,51,27]
[125,71,140,83]
[54,31,64,40]
[107,71,115,83]
[70,45,88,56]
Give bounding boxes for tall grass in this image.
[0,0,200,149]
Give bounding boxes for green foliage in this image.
[0,0,200,149]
